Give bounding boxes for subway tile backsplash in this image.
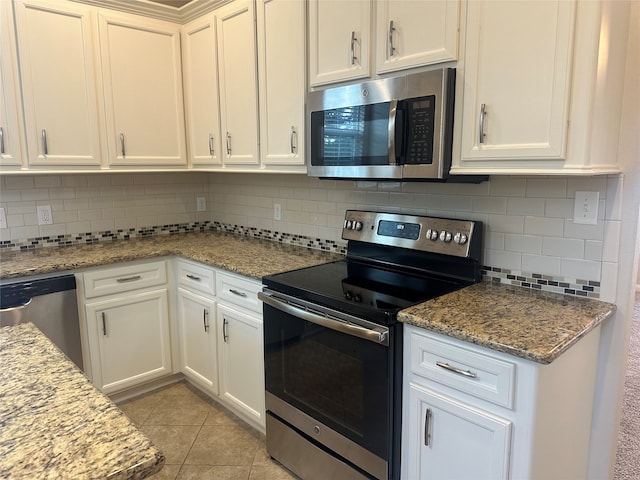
[0,172,624,300]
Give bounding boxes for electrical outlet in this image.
[37,205,53,225]
[197,197,206,212]
[573,191,599,225]
[0,208,7,229]
[274,203,282,221]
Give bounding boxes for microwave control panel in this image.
[404,96,436,165]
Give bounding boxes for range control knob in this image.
[439,231,453,243]
[353,221,363,231]
[345,220,353,229]
[425,228,439,241]
[454,232,468,245]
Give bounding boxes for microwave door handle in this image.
[388,100,398,165]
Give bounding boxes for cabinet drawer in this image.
[83,260,167,299]
[216,272,262,314]
[408,327,516,409]
[176,260,216,297]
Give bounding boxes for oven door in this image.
[260,290,395,480]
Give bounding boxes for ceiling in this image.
[146,0,194,9]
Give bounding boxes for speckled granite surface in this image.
[0,231,342,280]
[0,323,164,479]
[399,282,616,364]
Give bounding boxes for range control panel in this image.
[342,210,481,259]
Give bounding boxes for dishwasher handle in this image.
[0,297,33,313]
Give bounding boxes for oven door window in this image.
[310,103,394,167]
[264,304,390,459]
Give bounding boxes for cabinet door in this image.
[457,0,574,163]
[98,11,186,166]
[308,0,371,86]
[181,13,222,166]
[85,289,172,394]
[13,0,104,167]
[216,0,259,166]
[217,303,265,428]
[375,1,459,74]
[404,383,511,480]
[177,288,218,394]
[256,0,305,169]
[0,1,25,168]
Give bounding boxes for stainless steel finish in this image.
[307,69,452,180]
[0,126,4,154]
[436,361,477,378]
[350,31,357,65]
[424,408,432,446]
[266,413,370,480]
[388,20,396,57]
[267,392,388,480]
[186,274,201,281]
[226,132,231,155]
[479,103,487,144]
[259,290,390,346]
[101,311,107,336]
[116,275,142,283]
[290,126,297,153]
[229,288,247,297]
[208,133,215,156]
[341,210,478,258]
[388,99,398,165]
[203,309,209,332]
[41,129,48,155]
[222,317,228,342]
[0,275,83,370]
[120,133,126,157]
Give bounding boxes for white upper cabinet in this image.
[216,0,259,166]
[0,1,26,168]
[451,0,630,175]
[13,0,105,167]
[256,0,305,170]
[98,11,187,166]
[375,1,459,75]
[181,13,222,167]
[308,0,371,87]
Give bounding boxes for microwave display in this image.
[406,96,436,165]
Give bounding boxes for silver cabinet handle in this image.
[208,134,215,156]
[229,288,247,298]
[479,103,487,144]
[222,317,228,342]
[120,133,126,157]
[387,100,398,165]
[388,20,396,57]
[0,126,4,154]
[186,274,201,281]
[424,408,432,446]
[116,275,142,283]
[203,309,209,332]
[101,312,107,336]
[226,132,231,155]
[290,126,297,154]
[436,361,477,378]
[350,31,357,65]
[41,129,48,155]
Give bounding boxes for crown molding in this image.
[70,0,232,23]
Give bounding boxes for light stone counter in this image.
[398,282,616,364]
[0,323,164,479]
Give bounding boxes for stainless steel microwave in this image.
[307,68,477,181]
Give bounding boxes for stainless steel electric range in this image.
[259,210,483,480]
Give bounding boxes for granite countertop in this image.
[0,231,342,281]
[398,282,616,364]
[0,323,164,479]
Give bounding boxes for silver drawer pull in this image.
[186,274,201,281]
[436,361,477,378]
[229,288,247,297]
[116,275,142,283]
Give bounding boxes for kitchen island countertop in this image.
[0,322,164,479]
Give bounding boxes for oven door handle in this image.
[258,291,389,346]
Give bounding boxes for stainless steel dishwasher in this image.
[0,274,83,370]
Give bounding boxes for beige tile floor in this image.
[117,381,298,480]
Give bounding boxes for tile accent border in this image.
[0,221,598,299]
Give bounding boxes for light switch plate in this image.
[274,203,281,221]
[573,191,599,225]
[197,197,206,212]
[0,207,7,229]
